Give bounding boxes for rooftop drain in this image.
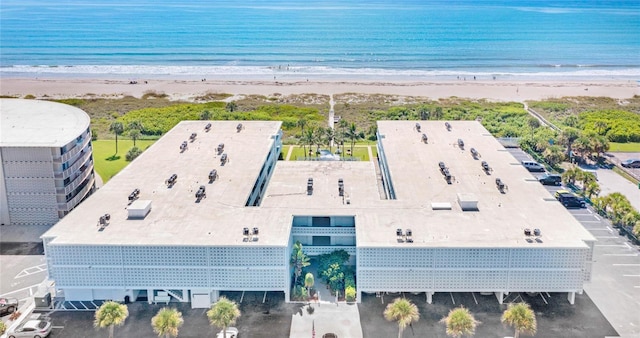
[128,200,152,219]
[457,193,479,211]
[204,123,212,132]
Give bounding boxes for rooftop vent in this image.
[481,161,492,175]
[180,141,188,152]
[534,228,541,236]
[396,228,414,243]
[243,227,259,242]
[421,133,428,144]
[307,177,314,195]
[237,123,243,132]
[128,188,140,203]
[431,202,452,210]
[217,143,225,155]
[166,174,177,187]
[495,178,508,193]
[97,213,111,229]
[470,147,480,159]
[445,122,452,131]
[415,123,421,132]
[457,138,465,149]
[220,153,228,165]
[195,185,206,202]
[204,123,212,132]
[457,193,479,211]
[127,200,151,219]
[406,229,413,243]
[189,132,197,142]
[209,169,218,183]
[524,228,532,236]
[338,178,344,197]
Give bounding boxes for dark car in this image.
[0,297,18,316]
[621,159,640,168]
[558,192,586,208]
[538,173,562,186]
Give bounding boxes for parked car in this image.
[7,319,52,338]
[521,160,545,172]
[554,189,571,199]
[621,159,640,168]
[557,192,586,208]
[0,297,18,316]
[538,173,562,186]
[216,327,239,338]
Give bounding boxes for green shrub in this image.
[125,146,142,161]
[345,286,356,302]
[24,94,36,99]
[91,130,98,141]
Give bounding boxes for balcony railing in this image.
[58,175,94,212]
[304,246,356,256]
[55,149,92,179]
[53,132,91,163]
[291,227,355,236]
[56,161,94,196]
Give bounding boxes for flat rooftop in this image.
[44,120,595,249]
[0,99,90,147]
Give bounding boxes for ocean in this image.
[1,0,639,81]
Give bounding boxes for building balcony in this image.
[56,161,94,196]
[303,245,356,256]
[291,226,356,236]
[55,149,92,179]
[58,174,94,212]
[53,132,92,163]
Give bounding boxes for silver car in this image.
[7,319,52,338]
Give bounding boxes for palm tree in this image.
[0,321,6,335]
[225,101,237,112]
[501,302,537,338]
[325,127,335,153]
[345,123,359,158]
[109,121,124,154]
[583,180,601,199]
[207,297,241,338]
[297,118,307,136]
[151,307,184,338]
[440,306,480,337]
[594,120,608,135]
[290,241,310,286]
[315,126,326,155]
[527,116,540,138]
[301,127,316,159]
[129,129,141,147]
[94,301,129,338]
[542,145,564,166]
[304,272,315,299]
[384,297,420,338]
[559,127,581,161]
[200,110,212,120]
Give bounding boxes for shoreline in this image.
[1,77,638,102]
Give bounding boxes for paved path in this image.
[285,145,294,161]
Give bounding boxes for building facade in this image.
[42,120,594,308]
[0,99,96,226]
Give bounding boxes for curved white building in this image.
[0,99,96,226]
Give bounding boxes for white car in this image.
[216,327,239,338]
[7,319,52,338]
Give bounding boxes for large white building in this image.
[41,120,594,308]
[0,99,96,226]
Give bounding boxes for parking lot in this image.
[507,148,640,338]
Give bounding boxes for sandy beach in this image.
[1,78,638,102]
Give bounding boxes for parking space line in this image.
[471,292,478,305]
[449,292,455,305]
[595,236,618,239]
[539,293,548,305]
[589,229,611,231]
[604,253,639,256]
[624,242,634,250]
[596,244,628,247]
[594,215,601,221]
[613,264,640,266]
[580,220,603,223]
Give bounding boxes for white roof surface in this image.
[0,99,90,147]
[43,120,595,249]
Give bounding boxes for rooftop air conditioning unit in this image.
[209,169,218,182]
[220,153,228,165]
[470,148,480,159]
[338,178,344,196]
[415,123,421,132]
[237,123,243,132]
[445,122,452,131]
[128,188,140,202]
[481,161,492,175]
[457,193,479,211]
[307,178,314,195]
[421,133,428,143]
[217,143,225,155]
[180,141,188,152]
[457,138,465,149]
[190,132,197,141]
[204,123,212,132]
[195,185,206,201]
[166,174,178,187]
[495,178,507,193]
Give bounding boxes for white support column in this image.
[182,289,189,302]
[147,289,154,304]
[426,292,433,304]
[495,291,504,304]
[567,292,575,305]
[357,291,362,304]
[285,288,290,303]
[211,290,220,303]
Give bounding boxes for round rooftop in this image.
[0,99,91,147]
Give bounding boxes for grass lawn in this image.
[92,139,156,182]
[286,145,374,161]
[609,142,640,152]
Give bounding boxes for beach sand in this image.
[1,78,638,102]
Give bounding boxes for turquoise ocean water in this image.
[1,0,639,80]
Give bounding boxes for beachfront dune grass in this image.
[92,139,156,182]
